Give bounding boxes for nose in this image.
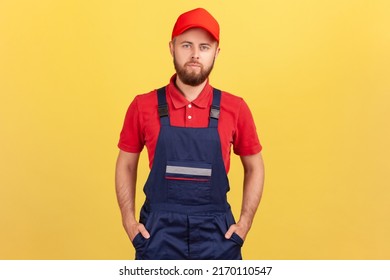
[191,47,200,60]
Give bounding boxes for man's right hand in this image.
[127,222,151,242]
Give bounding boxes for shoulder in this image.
[127,89,160,117]
[220,90,244,104]
[132,89,158,107]
[218,89,256,125]
[219,90,246,114]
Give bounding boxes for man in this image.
[115,8,264,260]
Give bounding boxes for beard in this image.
[173,55,215,86]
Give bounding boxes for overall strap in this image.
[157,87,169,126]
[209,88,221,128]
[158,86,221,127]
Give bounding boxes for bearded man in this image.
[115,8,265,260]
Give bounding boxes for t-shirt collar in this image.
[167,74,212,109]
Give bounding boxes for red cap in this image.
[172,8,220,42]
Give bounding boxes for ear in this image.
[214,47,220,59]
[169,41,174,57]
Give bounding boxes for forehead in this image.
[175,28,217,44]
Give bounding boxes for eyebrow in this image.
[179,41,212,46]
[180,41,193,45]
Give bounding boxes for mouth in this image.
[185,63,202,70]
[186,61,202,67]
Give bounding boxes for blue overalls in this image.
[132,87,244,260]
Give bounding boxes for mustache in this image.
[185,61,203,67]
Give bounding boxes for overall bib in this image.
[132,87,243,260]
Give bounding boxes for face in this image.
[170,28,220,86]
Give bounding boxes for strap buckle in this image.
[210,105,220,119]
[158,105,168,117]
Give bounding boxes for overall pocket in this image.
[212,212,244,259]
[166,161,212,204]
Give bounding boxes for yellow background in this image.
[1,0,389,259]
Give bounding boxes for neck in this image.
[175,76,208,102]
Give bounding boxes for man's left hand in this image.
[224,222,250,241]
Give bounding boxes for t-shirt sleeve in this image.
[117,97,145,153]
[233,99,262,156]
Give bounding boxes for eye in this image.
[182,43,191,49]
[200,45,210,51]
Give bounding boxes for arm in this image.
[225,152,265,240]
[115,150,150,241]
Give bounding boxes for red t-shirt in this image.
[118,75,262,173]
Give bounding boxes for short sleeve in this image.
[118,97,145,153]
[233,99,262,156]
